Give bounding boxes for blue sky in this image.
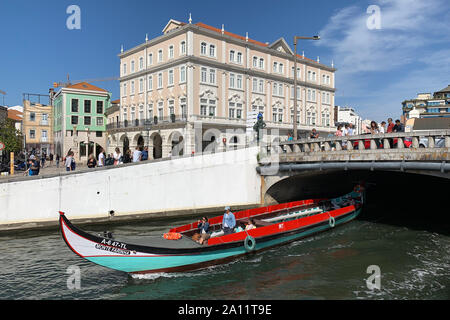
[0,0,448,121]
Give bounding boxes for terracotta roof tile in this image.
[195,22,268,47]
[194,22,322,65]
[8,109,23,121]
[66,82,108,92]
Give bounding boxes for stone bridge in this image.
[257,130,450,203]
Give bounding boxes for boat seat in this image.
[253,219,272,227]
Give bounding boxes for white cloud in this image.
[317,0,450,121]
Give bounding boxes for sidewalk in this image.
[0,161,88,179]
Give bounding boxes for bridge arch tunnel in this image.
[264,169,450,235]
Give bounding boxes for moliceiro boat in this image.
[59,185,364,274]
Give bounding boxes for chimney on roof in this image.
[189,13,192,24]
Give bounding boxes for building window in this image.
[131,80,135,94]
[253,57,258,67]
[236,104,242,118]
[158,101,164,118]
[273,62,278,73]
[122,63,127,75]
[131,60,135,73]
[209,69,216,84]
[209,44,215,57]
[84,100,91,113]
[29,112,36,122]
[259,58,264,69]
[201,67,207,83]
[237,75,242,89]
[229,73,235,88]
[230,50,235,62]
[229,102,235,118]
[278,83,283,96]
[200,98,215,116]
[139,78,144,92]
[158,72,163,88]
[96,117,103,126]
[322,112,330,126]
[237,52,242,64]
[252,78,258,92]
[96,131,102,137]
[168,69,174,86]
[307,109,316,125]
[180,66,186,83]
[180,41,186,55]
[29,129,35,139]
[97,101,103,114]
[201,42,207,55]
[148,104,153,119]
[71,99,78,112]
[131,107,135,121]
[148,75,153,90]
[279,63,283,74]
[200,99,207,116]
[122,82,127,97]
[139,57,144,70]
[169,45,174,59]
[123,107,127,121]
[168,100,175,116]
[84,116,91,125]
[148,53,153,65]
[158,49,163,62]
[258,79,264,93]
[180,98,187,118]
[71,116,78,125]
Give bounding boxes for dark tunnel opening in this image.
[266,170,450,236]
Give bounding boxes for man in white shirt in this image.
[132,147,142,163]
[98,148,105,167]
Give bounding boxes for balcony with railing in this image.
[106,115,188,132]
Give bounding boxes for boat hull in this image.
[60,206,362,274]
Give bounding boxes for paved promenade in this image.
[0,161,89,180]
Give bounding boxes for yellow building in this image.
[22,97,54,156]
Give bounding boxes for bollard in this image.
[10,152,14,176]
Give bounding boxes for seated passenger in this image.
[234,224,244,233]
[197,217,210,245]
[245,219,256,231]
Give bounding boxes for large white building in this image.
[108,18,337,158]
[334,106,363,134]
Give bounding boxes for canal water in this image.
[1,188,449,300]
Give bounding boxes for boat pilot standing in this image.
[222,207,236,235]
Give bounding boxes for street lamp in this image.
[293,35,320,140]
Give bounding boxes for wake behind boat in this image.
[59,185,364,274]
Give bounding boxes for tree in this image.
[0,119,23,162]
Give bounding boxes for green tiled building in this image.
[52,82,111,161]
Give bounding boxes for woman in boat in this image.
[197,217,211,245]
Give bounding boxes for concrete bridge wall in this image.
[0,147,261,231]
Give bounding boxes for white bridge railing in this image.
[274,130,450,153]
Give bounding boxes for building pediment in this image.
[268,38,293,55]
[162,19,185,34]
